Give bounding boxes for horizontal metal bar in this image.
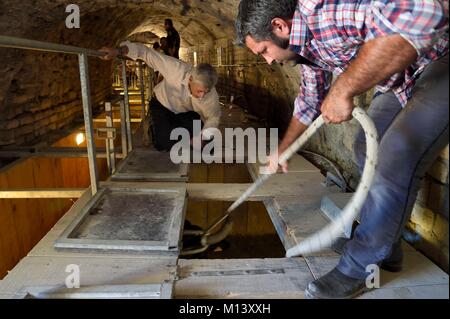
[0,147,125,159]
[212,62,267,67]
[115,91,143,96]
[0,35,105,57]
[0,188,86,199]
[16,284,164,299]
[188,269,284,277]
[93,118,142,123]
[54,238,172,252]
[96,127,117,140]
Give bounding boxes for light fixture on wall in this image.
[193,51,198,67]
[75,133,85,146]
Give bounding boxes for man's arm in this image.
[278,118,308,154]
[99,41,181,79]
[321,0,448,123]
[321,34,417,123]
[189,90,221,148]
[267,66,332,173]
[195,90,222,132]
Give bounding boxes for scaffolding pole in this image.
[121,60,133,153]
[78,53,99,196]
[138,60,146,119]
[104,101,117,174]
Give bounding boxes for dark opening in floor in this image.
[182,200,286,259]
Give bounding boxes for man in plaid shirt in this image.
[237,0,448,298]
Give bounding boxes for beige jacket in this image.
[121,41,221,131]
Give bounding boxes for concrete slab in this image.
[54,186,187,253]
[175,258,312,299]
[304,250,449,298]
[320,192,356,238]
[360,284,449,299]
[112,149,188,182]
[28,188,182,259]
[265,198,338,257]
[13,283,172,299]
[0,255,176,297]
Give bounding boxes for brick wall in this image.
[0,50,111,145]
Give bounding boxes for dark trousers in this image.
[150,97,202,151]
[337,55,449,279]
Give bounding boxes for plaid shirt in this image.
[291,0,449,126]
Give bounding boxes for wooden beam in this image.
[0,188,86,199]
[187,174,328,201]
[0,171,327,200]
[187,183,257,201]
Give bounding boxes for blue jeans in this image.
[337,55,449,280]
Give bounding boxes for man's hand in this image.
[98,46,129,61]
[262,118,308,175]
[320,88,355,124]
[265,150,289,175]
[98,47,120,60]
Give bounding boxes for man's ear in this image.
[271,18,290,39]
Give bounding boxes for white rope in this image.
[286,107,378,257]
[208,107,378,256]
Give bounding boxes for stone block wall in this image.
[0,2,160,147]
[406,147,449,272]
[0,50,111,145]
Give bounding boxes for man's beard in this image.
[271,34,290,50]
[271,34,317,67]
[270,34,298,66]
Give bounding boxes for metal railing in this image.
[0,35,104,57]
[0,35,147,196]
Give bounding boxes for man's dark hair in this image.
[235,0,297,46]
[165,19,174,27]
